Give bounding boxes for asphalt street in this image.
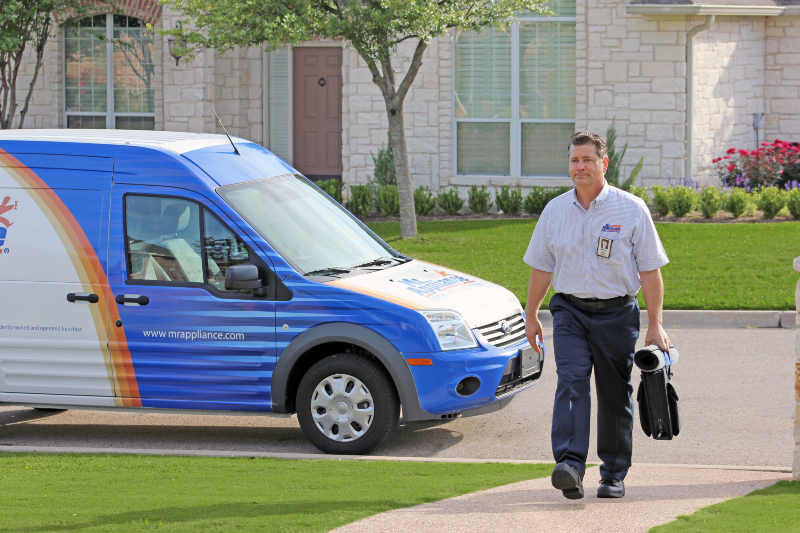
[0,328,795,467]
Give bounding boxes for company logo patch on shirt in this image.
[601,224,621,233]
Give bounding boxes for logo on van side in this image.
[0,195,18,252]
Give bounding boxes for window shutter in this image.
[268,48,291,161]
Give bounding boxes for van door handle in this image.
[116,294,149,306]
[67,293,99,304]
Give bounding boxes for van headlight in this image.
[416,309,477,351]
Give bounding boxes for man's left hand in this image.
[644,323,671,352]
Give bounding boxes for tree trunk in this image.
[386,104,417,238]
[361,39,427,238]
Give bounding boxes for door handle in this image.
[67,293,99,304]
[116,294,149,306]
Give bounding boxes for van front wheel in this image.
[296,353,399,455]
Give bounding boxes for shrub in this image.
[414,186,436,216]
[666,186,695,217]
[724,187,751,218]
[379,185,400,217]
[714,139,800,189]
[628,186,649,206]
[468,184,493,214]
[366,131,396,202]
[524,186,571,215]
[787,188,800,219]
[438,187,464,215]
[315,179,343,204]
[524,187,549,215]
[496,185,523,215]
[605,119,644,190]
[347,184,373,218]
[667,186,697,217]
[651,185,670,216]
[697,186,724,218]
[754,186,786,219]
[779,162,800,190]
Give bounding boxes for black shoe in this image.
[597,478,625,498]
[551,463,584,500]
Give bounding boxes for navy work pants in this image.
[548,293,640,481]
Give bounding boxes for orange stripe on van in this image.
[327,279,423,310]
[406,358,433,366]
[0,149,141,406]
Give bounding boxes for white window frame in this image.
[452,16,577,179]
[63,13,156,130]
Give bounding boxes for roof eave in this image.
[626,4,787,15]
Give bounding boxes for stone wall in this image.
[765,17,800,144]
[577,5,689,187]
[214,47,263,143]
[161,8,214,133]
[16,29,58,129]
[342,38,445,190]
[692,18,765,185]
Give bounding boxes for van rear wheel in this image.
[296,353,399,455]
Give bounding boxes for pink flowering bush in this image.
[713,140,800,190]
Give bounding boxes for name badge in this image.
[597,237,612,258]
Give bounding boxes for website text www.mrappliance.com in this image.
[143,330,245,341]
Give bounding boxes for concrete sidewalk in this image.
[332,465,788,533]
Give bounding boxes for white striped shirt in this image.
[523,181,668,299]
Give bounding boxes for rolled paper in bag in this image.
[634,345,679,372]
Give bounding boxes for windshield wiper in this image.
[303,267,352,277]
[350,257,396,269]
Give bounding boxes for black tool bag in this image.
[636,367,680,440]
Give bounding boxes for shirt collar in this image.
[595,180,611,206]
[572,180,610,209]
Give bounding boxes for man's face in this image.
[569,144,609,189]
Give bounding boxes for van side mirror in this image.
[225,264,263,290]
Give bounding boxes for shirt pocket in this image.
[596,229,628,270]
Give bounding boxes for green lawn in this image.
[368,220,800,310]
[0,453,552,533]
[650,480,800,532]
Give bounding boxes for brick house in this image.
[15,0,800,193]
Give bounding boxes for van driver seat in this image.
[156,204,204,283]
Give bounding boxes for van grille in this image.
[476,313,526,349]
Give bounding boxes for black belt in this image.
[561,293,635,310]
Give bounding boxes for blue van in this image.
[0,130,542,454]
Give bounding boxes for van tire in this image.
[296,353,399,455]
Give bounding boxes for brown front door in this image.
[293,47,343,181]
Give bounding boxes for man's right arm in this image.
[525,268,553,353]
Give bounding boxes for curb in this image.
[0,445,790,473]
[537,310,797,329]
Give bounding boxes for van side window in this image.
[126,196,203,283]
[204,209,250,290]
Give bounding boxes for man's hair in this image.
[568,131,608,159]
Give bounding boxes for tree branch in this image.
[395,39,427,105]
[18,18,50,129]
[362,54,391,102]
[394,34,419,45]
[380,58,395,97]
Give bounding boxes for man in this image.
[523,131,670,500]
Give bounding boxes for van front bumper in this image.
[402,338,544,417]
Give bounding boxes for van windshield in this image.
[218,174,399,275]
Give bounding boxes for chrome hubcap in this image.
[311,373,374,442]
